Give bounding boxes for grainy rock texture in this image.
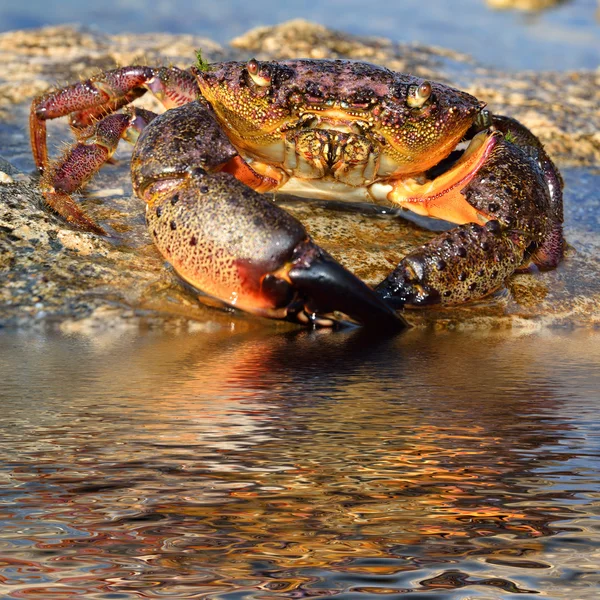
[0,20,599,331]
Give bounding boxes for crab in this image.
[29,57,564,328]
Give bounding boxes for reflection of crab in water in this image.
[30,58,565,328]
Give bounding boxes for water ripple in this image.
[0,328,599,598]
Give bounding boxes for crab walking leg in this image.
[30,66,199,173]
[37,108,158,234]
[68,89,147,132]
[376,131,558,307]
[132,102,406,328]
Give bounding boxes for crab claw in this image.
[141,167,406,329]
[131,101,405,329]
[281,241,406,328]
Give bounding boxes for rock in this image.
[486,0,566,10]
[0,21,598,331]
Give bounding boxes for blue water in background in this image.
[0,0,598,71]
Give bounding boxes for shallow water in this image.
[1,327,599,598]
[0,0,598,71]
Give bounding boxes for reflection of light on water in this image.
[0,328,599,597]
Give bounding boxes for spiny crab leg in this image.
[133,102,406,328]
[29,66,200,231]
[30,66,199,174]
[38,108,157,234]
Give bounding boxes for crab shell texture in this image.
[195,59,486,180]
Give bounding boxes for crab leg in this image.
[68,89,147,132]
[30,66,199,173]
[38,108,157,233]
[376,131,561,307]
[133,102,406,328]
[30,66,199,231]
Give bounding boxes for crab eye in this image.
[246,58,271,87]
[407,81,432,109]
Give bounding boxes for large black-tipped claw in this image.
[288,247,408,330]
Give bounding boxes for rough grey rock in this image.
[0,20,599,331]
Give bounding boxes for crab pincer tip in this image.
[288,250,409,330]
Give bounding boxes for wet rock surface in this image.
[0,20,599,331]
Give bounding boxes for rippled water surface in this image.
[0,328,599,598]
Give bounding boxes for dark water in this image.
[0,0,598,71]
[1,328,599,598]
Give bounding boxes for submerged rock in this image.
[0,21,599,331]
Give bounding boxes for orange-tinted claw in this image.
[218,155,280,193]
[387,131,498,226]
[142,166,406,329]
